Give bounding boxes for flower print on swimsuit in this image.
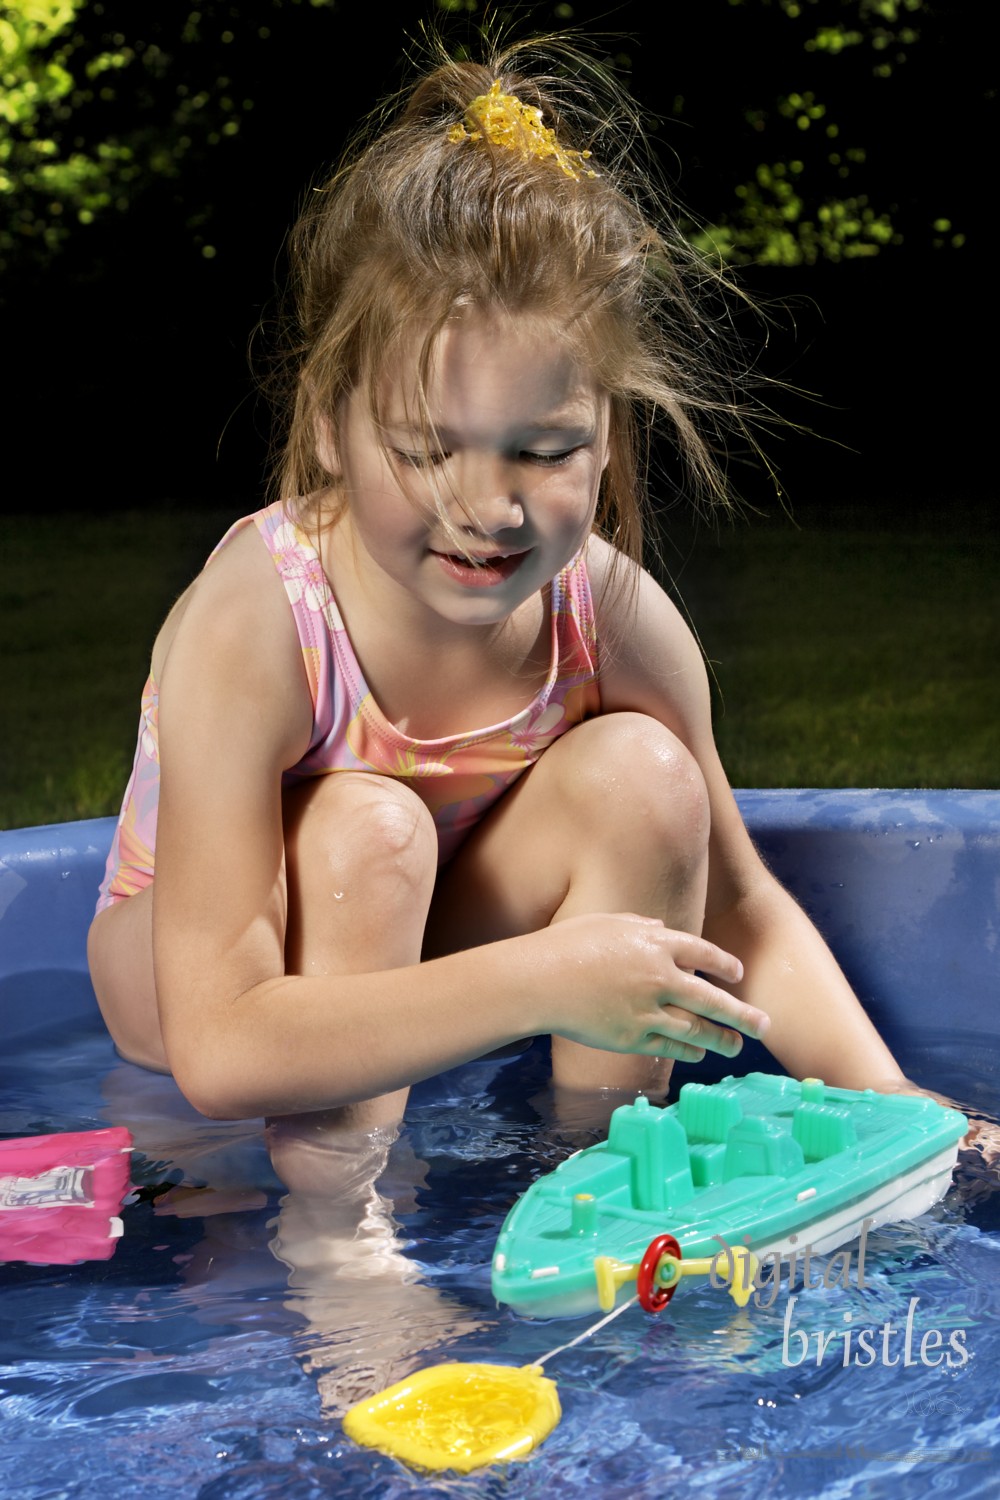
[508,701,564,753]
[327,307,611,636]
[508,679,597,757]
[270,520,334,621]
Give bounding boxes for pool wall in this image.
[1,790,998,1083]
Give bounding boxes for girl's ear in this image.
[314,410,340,478]
[600,396,613,472]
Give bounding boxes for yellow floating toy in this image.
[342,1361,561,1473]
[341,1230,757,1472]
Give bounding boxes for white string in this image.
[533,1294,640,1369]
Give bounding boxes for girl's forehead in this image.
[375,310,603,426]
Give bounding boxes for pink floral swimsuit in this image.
[96,501,601,911]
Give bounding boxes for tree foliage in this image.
[0,0,338,274]
[685,0,965,265]
[0,0,987,278]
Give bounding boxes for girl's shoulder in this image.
[586,534,704,668]
[585,533,710,733]
[151,508,310,737]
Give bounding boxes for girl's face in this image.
[330,309,610,629]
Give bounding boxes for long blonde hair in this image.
[270,37,754,567]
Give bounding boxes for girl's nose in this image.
[461,494,525,536]
[455,455,525,535]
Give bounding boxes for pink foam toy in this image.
[0,1127,134,1264]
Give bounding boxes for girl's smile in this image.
[429,547,531,588]
[326,308,610,631]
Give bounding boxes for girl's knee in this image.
[284,774,438,896]
[557,712,710,848]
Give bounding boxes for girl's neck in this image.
[319,516,551,739]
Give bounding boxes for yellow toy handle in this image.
[594,1254,637,1312]
[594,1237,758,1312]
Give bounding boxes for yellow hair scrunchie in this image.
[448,81,596,180]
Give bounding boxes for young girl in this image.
[87,43,907,1175]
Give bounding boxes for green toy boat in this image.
[491,1074,968,1319]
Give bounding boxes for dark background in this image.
[3,0,993,518]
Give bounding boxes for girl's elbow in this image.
[175,1072,247,1121]
[165,1040,255,1121]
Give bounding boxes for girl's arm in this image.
[589,537,908,1092]
[149,531,765,1119]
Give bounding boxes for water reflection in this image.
[268,1120,482,1416]
[99,1060,483,1415]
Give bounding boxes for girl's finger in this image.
[663,930,744,984]
[644,1033,707,1064]
[658,973,770,1041]
[654,1005,747,1057]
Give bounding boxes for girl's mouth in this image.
[431,550,528,588]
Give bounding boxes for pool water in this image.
[1,1007,998,1500]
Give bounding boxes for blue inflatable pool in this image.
[3,790,996,1089]
[1,791,998,1498]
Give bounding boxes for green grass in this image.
[1,502,996,830]
[0,507,238,829]
[663,502,998,788]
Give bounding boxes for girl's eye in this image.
[392,450,450,469]
[521,448,579,467]
[392,446,583,469]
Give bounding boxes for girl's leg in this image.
[88,772,439,1185]
[91,775,466,1404]
[88,884,166,1073]
[90,713,709,1125]
[426,711,712,1097]
[265,773,437,1188]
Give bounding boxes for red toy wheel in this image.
[637,1233,682,1312]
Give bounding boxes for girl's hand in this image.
[877,1079,1000,1165]
[540,912,768,1063]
